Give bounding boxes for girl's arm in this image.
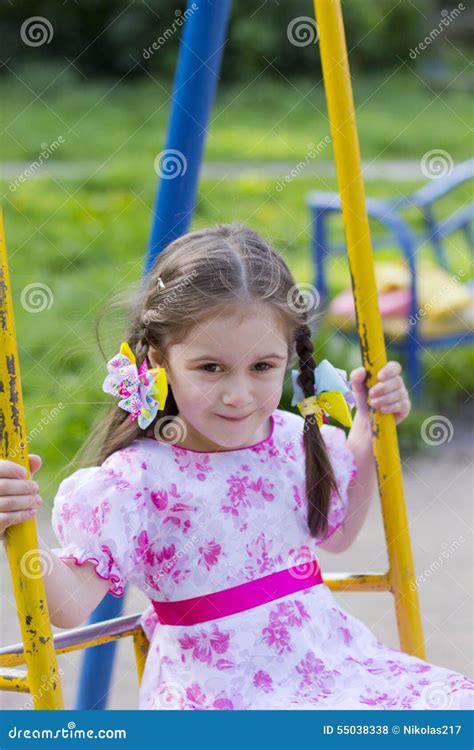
[319,360,411,554]
[2,533,110,629]
[318,411,376,553]
[338,411,377,550]
[1,456,111,629]
[37,535,111,629]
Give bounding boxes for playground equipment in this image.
[0,0,426,710]
[307,158,474,400]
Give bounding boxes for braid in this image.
[295,324,340,540]
[295,324,317,399]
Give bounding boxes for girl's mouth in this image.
[215,412,254,422]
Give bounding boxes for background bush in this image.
[3,0,470,84]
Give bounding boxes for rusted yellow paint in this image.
[0,207,149,704]
[313,0,425,657]
[0,668,29,693]
[133,628,150,685]
[0,208,64,708]
[0,626,147,669]
[324,573,392,593]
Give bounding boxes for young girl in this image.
[1,224,473,710]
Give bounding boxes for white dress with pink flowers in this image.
[51,409,474,710]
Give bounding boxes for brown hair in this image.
[73,223,340,539]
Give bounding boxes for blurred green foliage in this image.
[2,0,464,84]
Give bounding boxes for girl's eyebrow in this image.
[187,353,287,363]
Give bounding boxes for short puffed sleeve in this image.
[51,447,148,597]
[318,424,358,542]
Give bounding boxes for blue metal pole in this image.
[75,595,124,710]
[76,0,232,710]
[145,0,232,273]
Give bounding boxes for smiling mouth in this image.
[215,412,254,422]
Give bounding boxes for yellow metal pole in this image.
[0,208,64,708]
[313,0,425,658]
[0,670,29,693]
[133,629,150,685]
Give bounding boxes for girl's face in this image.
[149,303,290,451]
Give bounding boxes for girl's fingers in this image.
[369,375,404,398]
[380,401,409,414]
[0,508,37,534]
[394,400,412,424]
[349,367,367,382]
[370,388,407,408]
[0,495,42,513]
[376,398,411,417]
[0,478,39,497]
[29,454,42,476]
[0,460,28,479]
[377,361,402,380]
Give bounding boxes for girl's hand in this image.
[0,455,43,537]
[349,361,411,426]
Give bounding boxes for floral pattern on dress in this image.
[178,623,235,670]
[50,408,474,710]
[261,599,311,655]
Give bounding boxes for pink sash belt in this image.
[150,561,323,626]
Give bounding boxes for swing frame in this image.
[0,0,425,710]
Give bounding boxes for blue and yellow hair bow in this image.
[291,359,355,428]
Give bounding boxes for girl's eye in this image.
[199,363,273,373]
[254,362,273,372]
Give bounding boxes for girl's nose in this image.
[221,383,252,409]
[220,370,255,408]
[222,392,252,408]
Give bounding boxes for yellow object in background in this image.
[328,259,473,340]
[373,261,411,292]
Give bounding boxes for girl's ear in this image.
[147,346,161,368]
[148,346,170,382]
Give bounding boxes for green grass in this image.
[1,71,472,165]
[1,71,472,501]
